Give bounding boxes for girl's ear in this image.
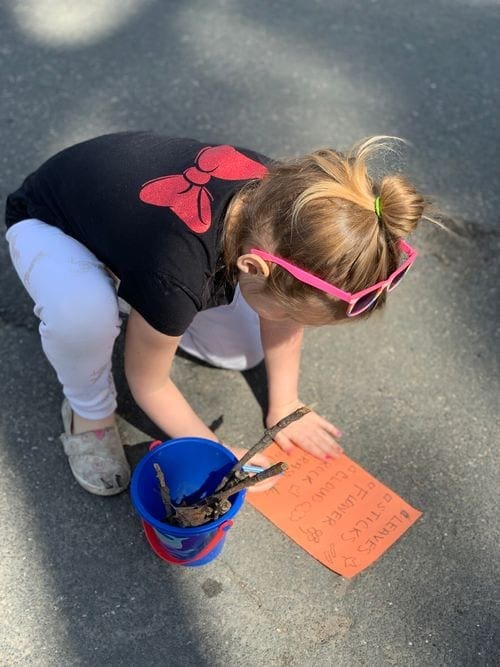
[236,253,270,277]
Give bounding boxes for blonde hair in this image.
[222,136,428,324]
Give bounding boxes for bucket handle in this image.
[149,440,163,450]
[142,519,234,565]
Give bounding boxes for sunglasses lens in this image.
[388,265,410,292]
[349,291,380,316]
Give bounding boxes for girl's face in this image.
[236,250,343,326]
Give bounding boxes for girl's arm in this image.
[124,309,272,484]
[124,308,216,440]
[260,317,343,461]
[260,317,304,421]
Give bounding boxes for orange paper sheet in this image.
[247,445,422,577]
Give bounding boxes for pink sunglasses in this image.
[250,240,417,317]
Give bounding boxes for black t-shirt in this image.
[5,132,270,335]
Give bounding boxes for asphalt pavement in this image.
[1,2,499,665]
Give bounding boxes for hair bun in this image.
[378,175,426,238]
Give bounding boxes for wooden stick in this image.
[154,406,309,527]
[153,463,174,520]
[170,504,201,528]
[215,406,311,492]
[168,462,288,527]
[212,462,288,502]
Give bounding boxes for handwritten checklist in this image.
[247,446,422,577]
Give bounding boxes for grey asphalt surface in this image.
[0,1,499,666]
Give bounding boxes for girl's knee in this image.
[39,289,120,348]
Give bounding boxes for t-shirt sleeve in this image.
[117,269,199,336]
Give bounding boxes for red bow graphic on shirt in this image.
[139,145,268,233]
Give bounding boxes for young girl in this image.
[5,132,426,496]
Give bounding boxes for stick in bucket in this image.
[153,406,311,528]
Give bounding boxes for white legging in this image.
[6,218,263,420]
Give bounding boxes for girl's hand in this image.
[266,401,343,461]
[223,446,277,493]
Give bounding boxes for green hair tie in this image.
[374,196,382,218]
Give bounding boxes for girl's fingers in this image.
[247,451,271,468]
[227,446,270,468]
[287,427,343,461]
[245,450,279,493]
[317,416,343,439]
[277,430,329,461]
[236,412,343,466]
[325,439,343,458]
[273,431,294,455]
[288,433,328,461]
[314,428,343,458]
[246,476,277,493]
[225,446,276,493]
[311,434,341,460]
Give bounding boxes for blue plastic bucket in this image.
[130,437,246,567]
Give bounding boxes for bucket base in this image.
[142,519,233,567]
